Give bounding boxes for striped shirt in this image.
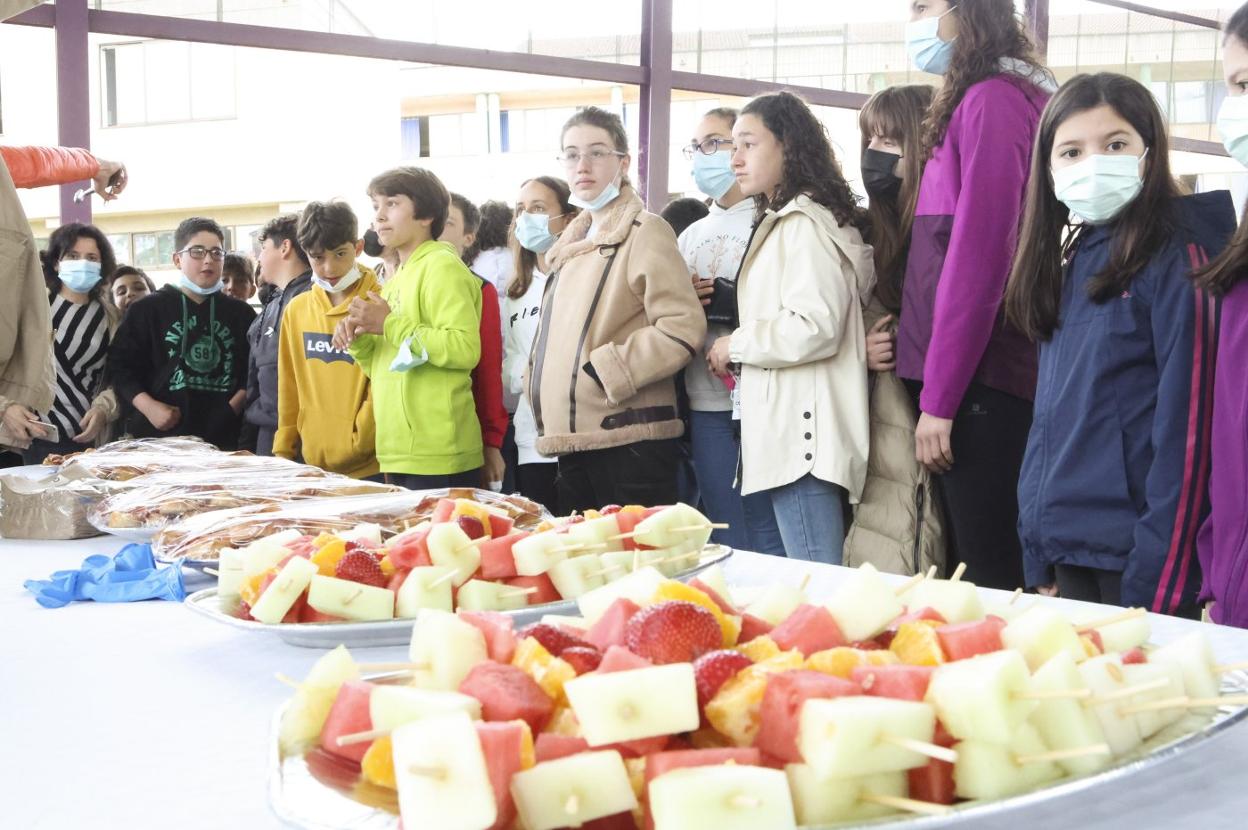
[48,295,110,437]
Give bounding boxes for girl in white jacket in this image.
[708,91,876,564]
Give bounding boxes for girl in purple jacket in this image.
[897,0,1056,589]
[1195,2,1248,629]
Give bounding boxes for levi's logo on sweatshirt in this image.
[304,332,354,365]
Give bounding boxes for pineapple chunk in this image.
[704,670,770,746]
[889,620,946,667]
[806,647,898,679]
[512,636,577,702]
[360,735,396,790]
[277,645,360,754]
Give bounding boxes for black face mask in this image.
[862,148,903,201]
[362,228,384,258]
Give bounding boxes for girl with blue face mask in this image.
[1005,73,1236,615]
[1193,2,1248,630]
[896,0,1056,591]
[20,223,123,464]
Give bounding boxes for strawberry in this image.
[692,649,753,708]
[561,646,603,675]
[517,622,595,656]
[625,601,723,665]
[1122,647,1147,665]
[334,549,388,587]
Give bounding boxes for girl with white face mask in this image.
[1193,2,1248,630]
[1004,72,1236,615]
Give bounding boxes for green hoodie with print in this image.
[349,239,483,475]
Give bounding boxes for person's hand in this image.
[228,389,247,415]
[706,335,734,377]
[866,315,896,372]
[915,411,954,473]
[347,291,391,336]
[73,407,107,443]
[1035,583,1059,597]
[141,399,181,432]
[332,319,357,351]
[93,159,128,201]
[693,276,715,307]
[2,403,48,444]
[482,447,506,489]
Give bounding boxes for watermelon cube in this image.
[320,680,376,763]
[387,531,431,569]
[479,533,527,580]
[458,662,554,733]
[615,509,645,551]
[606,733,670,759]
[851,664,937,701]
[458,610,518,663]
[585,598,642,651]
[475,720,526,830]
[754,670,860,762]
[535,733,590,763]
[598,644,653,674]
[937,617,1006,662]
[738,613,774,644]
[431,498,456,523]
[298,604,345,624]
[644,748,762,830]
[503,574,560,606]
[487,513,515,539]
[769,604,847,657]
[908,757,955,805]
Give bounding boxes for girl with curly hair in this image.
[705,91,875,564]
[895,0,1055,589]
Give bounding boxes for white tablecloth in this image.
[3,537,1247,829]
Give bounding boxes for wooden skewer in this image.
[1015,744,1110,765]
[407,764,446,779]
[727,793,761,809]
[337,727,391,747]
[274,672,300,689]
[669,523,731,532]
[949,562,967,583]
[1187,695,1248,708]
[1117,696,1192,717]
[1216,660,1248,674]
[893,571,927,597]
[1076,607,1147,633]
[798,573,812,594]
[587,563,628,579]
[552,542,610,554]
[1085,677,1171,706]
[203,567,220,576]
[454,537,490,554]
[564,794,580,816]
[880,734,958,764]
[357,661,430,673]
[1007,587,1024,605]
[499,586,540,599]
[1014,687,1092,701]
[632,549,642,572]
[428,569,459,589]
[925,565,938,580]
[860,793,954,817]
[1119,694,1248,714]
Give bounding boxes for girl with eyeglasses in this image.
[525,107,705,512]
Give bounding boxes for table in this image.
[3,537,1247,829]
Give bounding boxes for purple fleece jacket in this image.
[897,73,1052,418]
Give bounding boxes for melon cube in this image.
[306,574,395,621]
[369,685,482,732]
[634,503,712,551]
[278,645,360,754]
[395,566,455,617]
[392,711,498,830]
[826,563,905,642]
[564,664,699,746]
[785,765,906,825]
[511,750,637,830]
[511,532,569,577]
[563,514,625,553]
[744,584,807,626]
[408,608,489,691]
[697,564,732,603]
[549,554,607,599]
[798,696,936,778]
[648,763,796,830]
[340,522,383,547]
[769,604,847,657]
[755,670,860,762]
[1078,654,1143,756]
[577,566,667,623]
[1122,661,1186,738]
[320,680,376,762]
[1029,652,1109,776]
[250,556,318,624]
[907,579,985,624]
[241,535,297,578]
[1074,611,1150,655]
[1149,632,1219,713]
[426,522,481,586]
[456,578,530,612]
[216,547,245,600]
[953,723,1061,800]
[1001,605,1086,670]
[925,649,1036,743]
[597,550,637,581]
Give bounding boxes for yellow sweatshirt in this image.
[273,265,380,478]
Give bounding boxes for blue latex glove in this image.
[24,543,186,609]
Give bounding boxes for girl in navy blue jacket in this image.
[1004,73,1234,614]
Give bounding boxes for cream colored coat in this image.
[728,195,875,500]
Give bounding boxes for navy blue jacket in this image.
[1018,191,1235,610]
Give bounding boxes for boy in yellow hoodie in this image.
[273,201,380,478]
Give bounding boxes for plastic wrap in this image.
[152,488,552,563]
[89,468,399,541]
[40,435,217,468]
[0,474,121,539]
[57,449,306,482]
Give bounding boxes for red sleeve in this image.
[472,280,508,449]
[1,146,100,189]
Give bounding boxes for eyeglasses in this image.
[557,149,626,167]
[177,246,227,261]
[681,138,735,160]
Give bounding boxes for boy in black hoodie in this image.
[107,217,253,449]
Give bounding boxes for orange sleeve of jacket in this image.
[1,145,99,189]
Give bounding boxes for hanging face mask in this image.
[1217,94,1248,168]
[568,167,623,212]
[1052,150,1147,225]
[58,258,102,293]
[906,9,956,75]
[313,264,362,294]
[389,333,429,372]
[516,211,560,253]
[362,228,384,258]
[177,272,223,296]
[692,151,736,200]
[861,149,904,201]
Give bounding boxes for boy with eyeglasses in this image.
[107,216,254,448]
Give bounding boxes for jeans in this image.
[767,474,847,565]
[689,409,785,555]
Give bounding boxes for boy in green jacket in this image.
[334,166,483,488]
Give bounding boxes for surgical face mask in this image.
[568,168,623,212]
[516,211,559,253]
[313,264,362,294]
[1052,150,1147,224]
[58,258,102,293]
[362,228,384,258]
[177,272,223,296]
[692,151,736,200]
[906,9,956,75]
[1217,94,1248,168]
[861,148,903,201]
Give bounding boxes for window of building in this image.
[101,40,237,127]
